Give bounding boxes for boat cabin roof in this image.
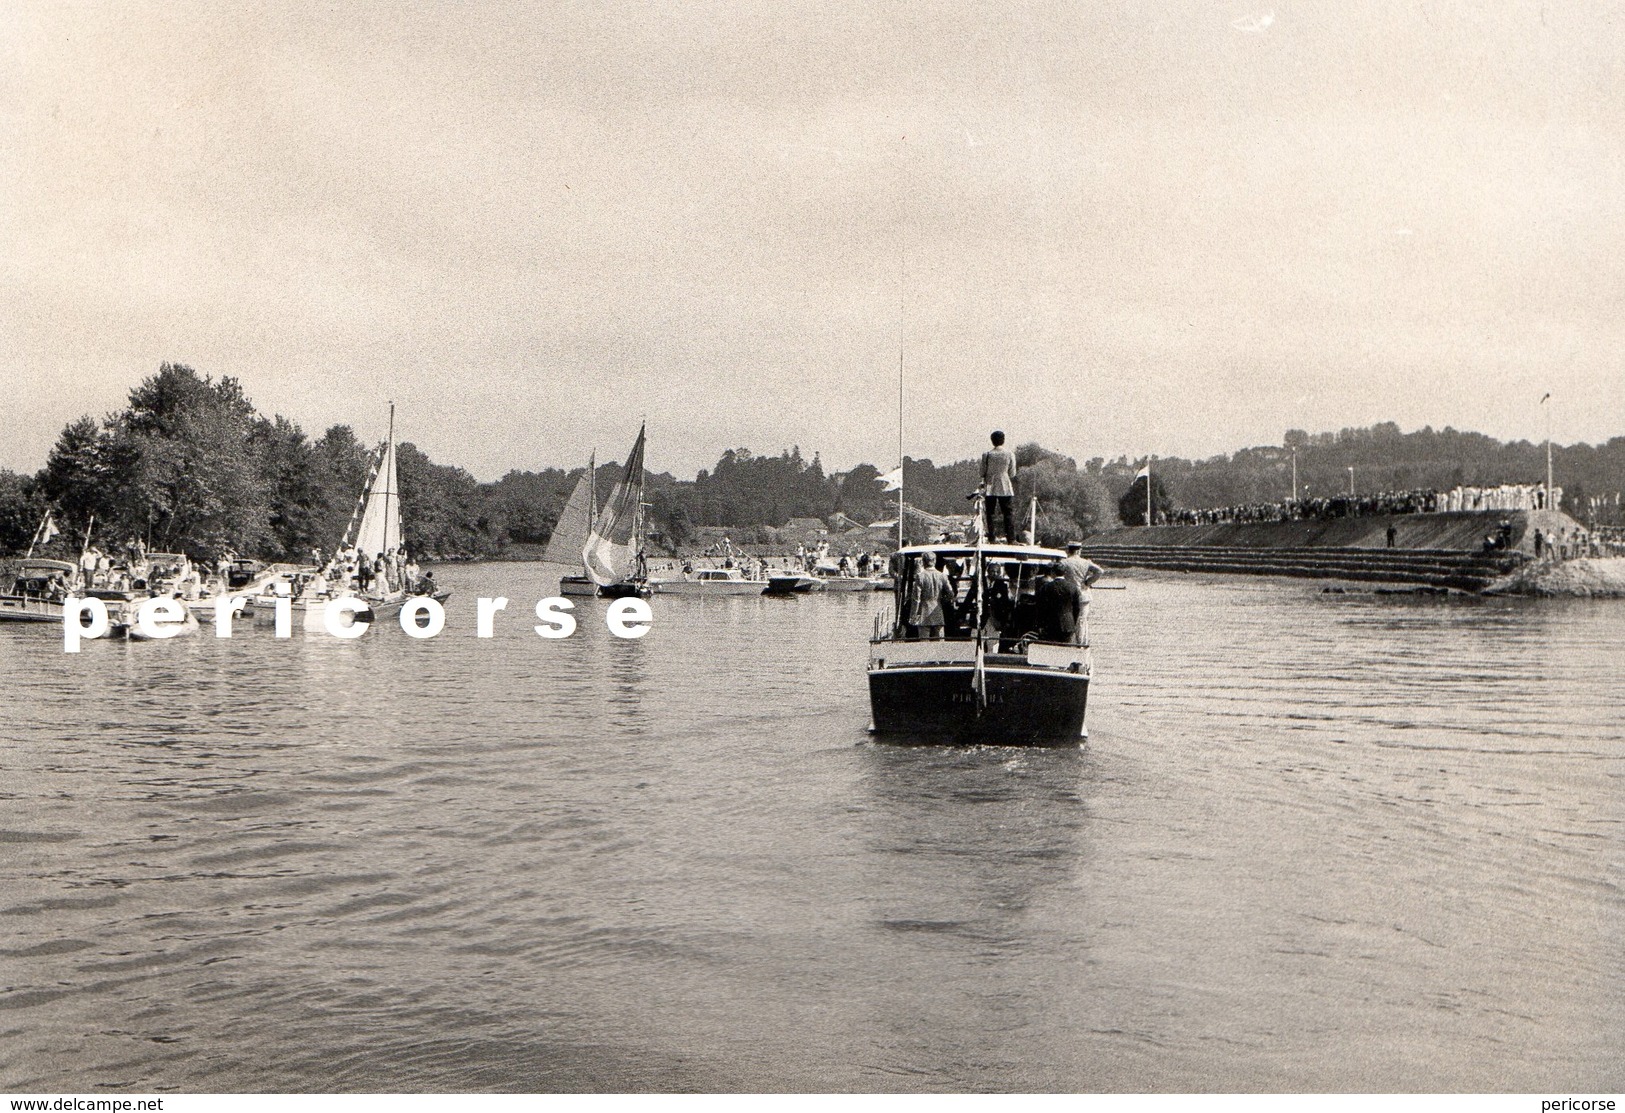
[697,568,746,580]
[895,542,1066,562]
[19,558,77,573]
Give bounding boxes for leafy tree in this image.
[396,443,487,558]
[1016,443,1120,542]
[0,469,45,555]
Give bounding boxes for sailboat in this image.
[266,404,449,629]
[548,453,600,597]
[583,424,651,599]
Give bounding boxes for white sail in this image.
[543,469,596,566]
[352,438,402,561]
[583,425,645,586]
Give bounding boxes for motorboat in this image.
[112,598,202,641]
[867,535,1092,745]
[764,569,825,594]
[652,567,767,596]
[0,559,99,624]
[817,571,887,592]
[558,574,599,597]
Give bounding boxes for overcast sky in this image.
[3,1,1621,480]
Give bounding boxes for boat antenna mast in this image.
[896,196,907,553]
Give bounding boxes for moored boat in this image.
[0,559,92,624]
[817,572,886,592]
[764,569,824,594]
[112,599,202,640]
[651,567,766,595]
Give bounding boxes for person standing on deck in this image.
[980,431,1019,543]
[1058,542,1103,645]
[906,554,952,639]
[1036,564,1081,645]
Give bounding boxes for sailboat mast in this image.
[589,450,597,527]
[385,401,396,553]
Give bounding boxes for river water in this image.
[2,564,1621,1093]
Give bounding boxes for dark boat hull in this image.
[868,664,1088,746]
[597,581,652,599]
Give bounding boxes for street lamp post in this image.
[1291,446,1298,503]
[1542,392,1553,511]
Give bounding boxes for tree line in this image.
[3,366,1621,561]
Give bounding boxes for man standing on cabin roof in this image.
[980,430,1019,543]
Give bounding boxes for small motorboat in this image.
[113,598,202,641]
[764,570,825,595]
[651,567,766,596]
[0,559,95,624]
[817,572,886,592]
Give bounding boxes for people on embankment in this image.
[1168,482,1568,529]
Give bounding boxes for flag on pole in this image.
[878,466,904,492]
[40,511,59,544]
[1133,464,1150,481]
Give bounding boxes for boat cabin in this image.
[226,558,266,589]
[867,540,1093,744]
[7,558,78,599]
[880,541,1085,642]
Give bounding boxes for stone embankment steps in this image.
[1084,509,1579,554]
[1078,509,1583,592]
[1080,543,1524,591]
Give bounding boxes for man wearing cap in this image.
[1058,542,1104,645]
[980,430,1018,542]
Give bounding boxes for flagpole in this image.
[24,511,47,560]
[1145,457,1153,528]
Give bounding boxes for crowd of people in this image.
[60,539,221,600]
[896,541,1102,647]
[1168,482,1573,529]
[295,545,438,601]
[1440,484,1560,512]
[1169,488,1442,527]
[1530,525,1621,560]
[680,537,889,581]
[14,536,437,606]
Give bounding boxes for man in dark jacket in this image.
[1035,563,1081,644]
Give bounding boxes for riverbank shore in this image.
[1485,557,1625,597]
